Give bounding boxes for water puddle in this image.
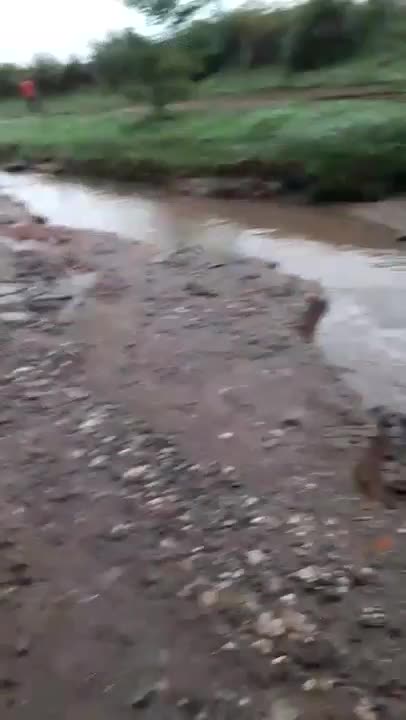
[1,171,405,411]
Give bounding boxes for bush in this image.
[126,42,193,113]
[0,64,21,98]
[93,31,147,90]
[283,0,359,71]
[30,55,65,95]
[59,57,94,93]
[177,20,225,78]
[94,32,193,114]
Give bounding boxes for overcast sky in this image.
[0,0,148,65]
[0,0,293,65]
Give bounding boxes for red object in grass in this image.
[19,79,36,99]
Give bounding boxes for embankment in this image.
[1,99,406,201]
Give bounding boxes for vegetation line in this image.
[0,0,404,117]
[1,99,406,202]
[0,1,405,202]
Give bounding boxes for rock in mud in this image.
[176,696,206,716]
[184,281,218,298]
[297,294,328,342]
[32,214,47,225]
[129,686,156,710]
[109,523,133,541]
[199,589,219,608]
[354,698,378,720]
[256,612,286,638]
[123,465,151,482]
[15,635,30,657]
[350,567,377,587]
[246,549,266,566]
[282,409,305,428]
[294,566,320,584]
[252,638,274,655]
[0,311,32,324]
[4,161,30,173]
[359,607,386,628]
[270,697,300,720]
[282,609,314,636]
[89,455,108,469]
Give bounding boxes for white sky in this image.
[0,0,294,65]
[0,0,148,65]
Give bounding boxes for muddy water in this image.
[1,171,406,411]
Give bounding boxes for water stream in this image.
[1,171,406,411]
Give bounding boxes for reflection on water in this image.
[1,171,405,411]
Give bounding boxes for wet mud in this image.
[0,185,406,718]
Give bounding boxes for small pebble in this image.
[280,593,296,607]
[271,655,288,665]
[15,636,30,657]
[89,455,108,469]
[359,606,386,628]
[200,589,219,608]
[109,523,133,541]
[247,549,265,566]
[252,638,273,655]
[270,697,299,720]
[79,413,104,432]
[160,537,177,551]
[222,465,236,475]
[354,698,377,720]
[221,641,237,651]
[294,566,319,583]
[302,678,317,692]
[238,697,251,707]
[123,465,150,481]
[130,686,156,709]
[262,438,280,450]
[256,612,286,638]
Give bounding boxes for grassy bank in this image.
[199,56,406,98]
[0,90,127,120]
[1,100,406,201]
[1,53,406,122]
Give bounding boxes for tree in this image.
[126,41,193,112]
[0,64,21,98]
[284,0,358,71]
[30,54,64,95]
[93,31,193,115]
[177,19,225,77]
[60,57,94,93]
[217,6,283,71]
[124,0,214,28]
[177,6,291,77]
[93,31,147,89]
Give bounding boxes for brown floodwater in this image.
[1,171,406,411]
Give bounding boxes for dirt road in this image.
[2,84,406,124]
[93,85,406,120]
[0,199,406,720]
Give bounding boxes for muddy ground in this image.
[0,195,406,720]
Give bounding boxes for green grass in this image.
[1,99,406,200]
[2,50,406,122]
[1,51,406,123]
[0,90,127,120]
[199,54,406,97]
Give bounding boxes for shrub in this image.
[284,0,359,71]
